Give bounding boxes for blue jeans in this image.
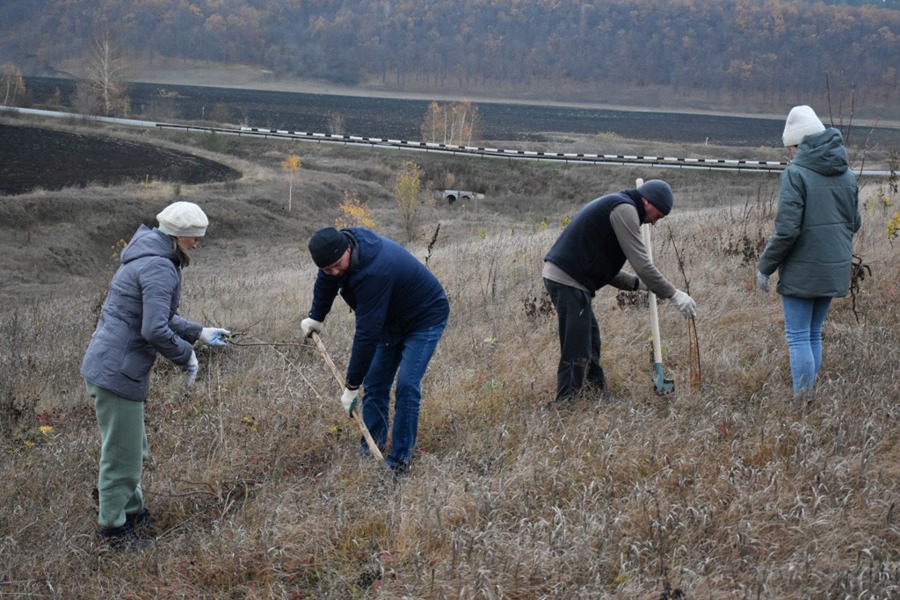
[781,295,832,398]
[361,321,447,470]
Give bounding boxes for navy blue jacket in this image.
[544,191,645,293]
[308,228,449,388]
[81,225,201,401]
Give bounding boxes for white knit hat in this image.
[157,201,208,237]
[782,105,825,147]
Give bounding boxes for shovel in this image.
[310,332,385,462]
[636,178,675,395]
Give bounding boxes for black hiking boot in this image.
[99,522,153,551]
[126,508,158,538]
[388,461,410,476]
[543,393,577,411]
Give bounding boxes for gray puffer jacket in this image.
[758,128,861,298]
[81,225,201,402]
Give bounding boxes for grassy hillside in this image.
[1,118,899,598]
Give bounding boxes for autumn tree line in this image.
[1,0,899,112]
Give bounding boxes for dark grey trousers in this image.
[543,278,607,401]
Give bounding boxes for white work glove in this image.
[670,290,697,319]
[184,350,199,389]
[756,271,770,293]
[300,317,324,338]
[199,327,231,346]
[340,386,360,418]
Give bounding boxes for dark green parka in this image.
[758,128,861,298]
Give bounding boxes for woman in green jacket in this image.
[757,105,861,400]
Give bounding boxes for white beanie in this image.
[782,105,825,147]
[157,201,208,237]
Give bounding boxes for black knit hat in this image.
[637,180,674,215]
[308,227,349,268]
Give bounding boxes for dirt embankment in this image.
[0,117,247,306]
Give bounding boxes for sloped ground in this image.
[2,108,900,598]
[0,123,240,195]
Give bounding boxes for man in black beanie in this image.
[308,226,351,270]
[542,179,696,404]
[301,226,449,473]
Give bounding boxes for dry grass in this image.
[1,127,899,599]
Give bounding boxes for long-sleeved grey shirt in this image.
[543,198,676,299]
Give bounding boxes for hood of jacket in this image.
[792,128,850,177]
[120,224,182,267]
[344,227,381,272]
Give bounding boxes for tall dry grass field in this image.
[1,127,899,599]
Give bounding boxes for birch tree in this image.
[281,153,301,212]
[77,31,130,116]
[449,100,479,146]
[0,62,26,106]
[420,100,480,146]
[421,101,445,144]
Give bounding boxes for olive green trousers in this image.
[85,381,148,529]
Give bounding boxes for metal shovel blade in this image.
[652,363,675,395]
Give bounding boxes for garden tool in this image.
[310,332,385,462]
[636,177,675,395]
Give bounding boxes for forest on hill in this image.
[1,0,900,115]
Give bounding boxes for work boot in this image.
[379,460,410,486]
[543,392,578,411]
[98,522,152,551]
[792,388,815,412]
[126,508,159,538]
[585,378,610,402]
[388,460,410,475]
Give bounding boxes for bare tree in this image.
[327,111,345,134]
[395,160,424,242]
[0,62,26,106]
[449,99,479,146]
[421,101,444,144]
[281,153,301,212]
[420,100,480,146]
[78,31,130,117]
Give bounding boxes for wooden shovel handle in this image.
[310,332,385,462]
[636,178,664,365]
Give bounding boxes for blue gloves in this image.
[184,350,199,389]
[199,327,230,346]
[756,271,770,293]
[184,329,228,389]
[185,328,228,390]
[341,387,359,417]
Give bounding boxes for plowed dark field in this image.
[0,123,240,195]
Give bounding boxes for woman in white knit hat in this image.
[81,201,230,549]
[756,106,861,403]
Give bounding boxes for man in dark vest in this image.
[542,179,696,403]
